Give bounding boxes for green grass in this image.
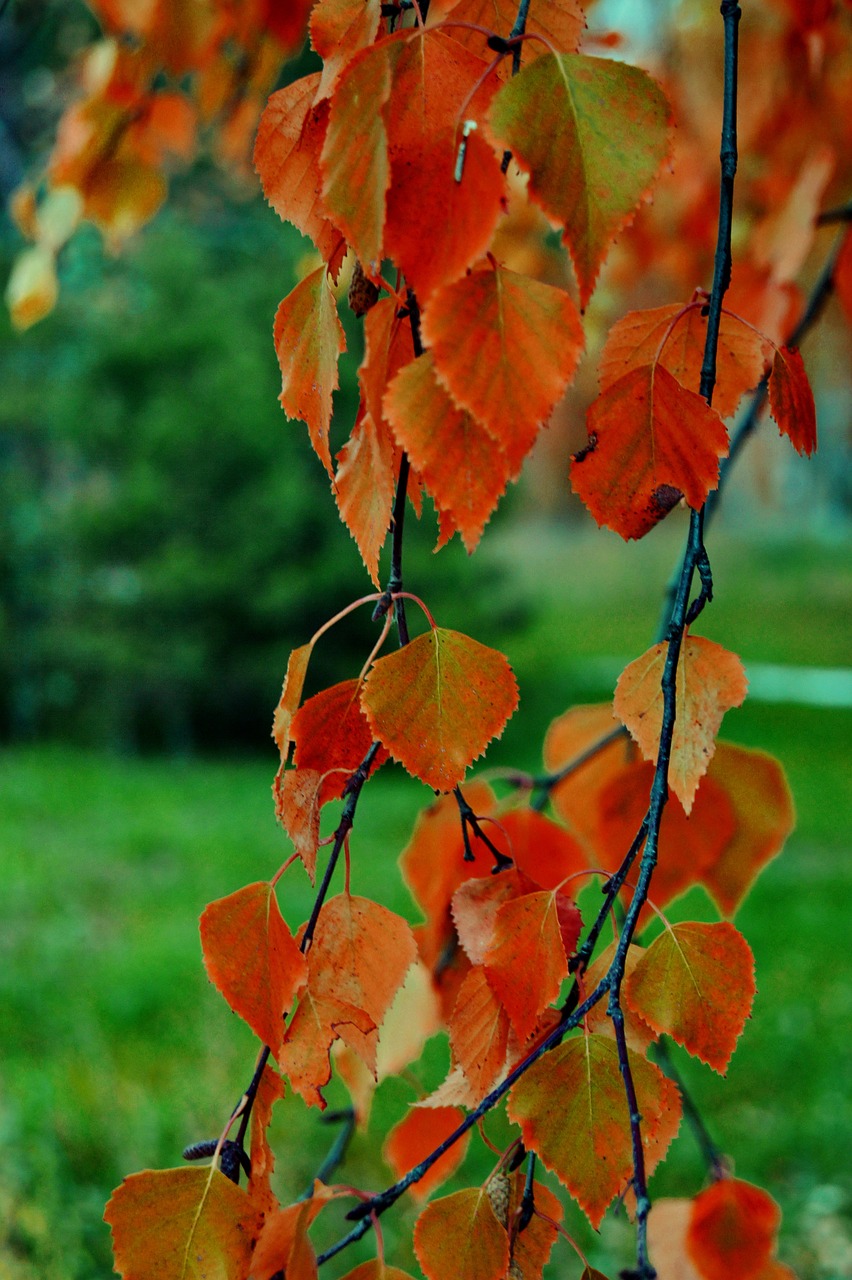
[1,531,850,1279]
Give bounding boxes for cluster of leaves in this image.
[12,0,851,1279]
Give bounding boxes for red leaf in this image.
[571,365,729,541]
[421,264,584,470]
[105,1166,262,1280]
[483,889,576,1039]
[624,921,756,1073]
[489,807,589,891]
[488,53,671,306]
[768,345,817,456]
[383,1106,469,1201]
[687,1179,781,1280]
[361,628,518,791]
[414,1187,510,1280]
[383,353,513,552]
[613,636,748,813]
[291,678,384,807]
[200,882,307,1055]
[274,266,346,477]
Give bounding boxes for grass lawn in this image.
[1,529,850,1279]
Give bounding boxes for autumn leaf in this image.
[383,1106,469,1201]
[613,635,748,813]
[253,75,342,264]
[383,353,514,552]
[508,1032,681,1228]
[496,807,589,890]
[429,0,585,71]
[768,345,817,456]
[593,757,737,914]
[448,964,511,1099]
[413,1187,510,1280]
[248,1065,286,1218]
[483,889,579,1039]
[307,893,418,1027]
[6,245,59,330]
[273,767,325,882]
[361,628,519,791]
[381,30,506,299]
[359,296,416,430]
[200,882,307,1055]
[291,678,385,807]
[420,263,584,470]
[452,873,520,965]
[543,702,634,850]
[334,408,395,584]
[699,743,795,916]
[687,1179,781,1280]
[272,644,313,759]
[504,1172,564,1277]
[249,1184,341,1280]
[310,0,382,102]
[584,942,657,1054]
[105,1166,262,1280]
[321,38,393,276]
[339,1263,418,1280]
[624,922,756,1073]
[274,266,346,477]
[571,364,729,541]
[279,989,377,1109]
[488,52,671,306]
[598,303,769,418]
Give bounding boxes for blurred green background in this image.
[1,4,851,1280]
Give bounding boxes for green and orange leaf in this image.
[361,628,518,791]
[488,53,671,307]
[624,921,756,1073]
[105,1166,262,1280]
[413,1187,510,1280]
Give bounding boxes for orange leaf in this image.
[834,228,852,328]
[248,1065,286,1219]
[452,873,520,965]
[624,922,756,1074]
[383,1106,469,1201]
[279,989,376,1109]
[421,264,584,470]
[686,1179,781,1280]
[448,965,511,1099]
[699,744,795,917]
[429,0,584,71]
[339,1264,418,1280]
[483,890,578,1039]
[359,296,417,429]
[505,1172,564,1278]
[599,304,769,419]
[291,678,385,806]
[648,1198,703,1280]
[571,365,729,541]
[584,942,657,1054]
[507,1033,680,1229]
[414,1187,510,1280]
[274,266,346,477]
[613,636,748,813]
[361,628,518,791]
[254,76,342,265]
[200,882,307,1055]
[496,807,589,890]
[273,767,324,883]
[593,758,737,915]
[334,407,395,584]
[249,1185,340,1280]
[384,353,513,552]
[382,30,506,299]
[543,703,633,850]
[768,346,817,456]
[321,39,393,276]
[310,0,383,102]
[488,53,671,307]
[308,893,418,1026]
[105,1166,261,1280]
[272,644,313,759]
